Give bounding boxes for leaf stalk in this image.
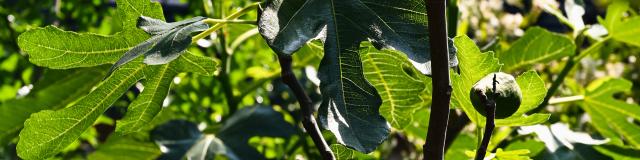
[277,55,335,160]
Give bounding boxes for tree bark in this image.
[423,0,452,159]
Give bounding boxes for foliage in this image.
[0,0,640,159]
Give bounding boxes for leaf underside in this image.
[259,0,459,152]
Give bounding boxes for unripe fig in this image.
[470,72,522,119]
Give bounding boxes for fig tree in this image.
[470,72,522,119]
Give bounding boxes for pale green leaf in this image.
[581,78,640,147]
[361,46,427,129]
[611,17,640,47]
[512,71,546,116]
[451,35,549,127]
[331,144,375,160]
[499,27,575,72]
[602,0,630,34]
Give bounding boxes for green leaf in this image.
[152,106,295,160]
[260,0,455,152]
[17,0,164,69]
[499,27,576,72]
[594,145,640,160]
[611,17,640,47]
[258,0,458,75]
[151,120,202,160]
[15,0,218,158]
[88,136,161,160]
[451,35,549,127]
[601,0,630,34]
[331,144,375,160]
[216,106,296,160]
[0,68,105,145]
[581,78,640,147]
[361,45,428,129]
[110,16,209,73]
[17,60,147,159]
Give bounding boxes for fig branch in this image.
[277,55,335,160]
[423,0,452,159]
[474,74,498,160]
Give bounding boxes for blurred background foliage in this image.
[0,0,639,159]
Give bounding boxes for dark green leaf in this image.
[151,120,202,160]
[0,68,105,145]
[216,106,296,160]
[88,136,161,160]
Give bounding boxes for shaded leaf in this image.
[499,27,576,72]
[151,120,202,160]
[0,68,105,145]
[594,145,640,160]
[88,136,161,160]
[216,106,296,160]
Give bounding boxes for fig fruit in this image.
[470,72,522,119]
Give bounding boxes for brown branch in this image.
[277,55,335,160]
[423,0,452,159]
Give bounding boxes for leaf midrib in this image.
[22,66,145,155]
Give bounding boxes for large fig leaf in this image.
[259,0,459,153]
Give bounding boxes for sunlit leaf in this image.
[581,78,640,147]
[361,45,428,129]
[14,0,218,159]
[450,35,549,127]
[499,27,575,72]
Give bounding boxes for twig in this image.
[423,0,452,159]
[191,2,261,43]
[475,74,498,160]
[277,55,335,160]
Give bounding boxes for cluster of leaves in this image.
[0,0,640,159]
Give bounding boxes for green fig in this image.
[470,72,522,119]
